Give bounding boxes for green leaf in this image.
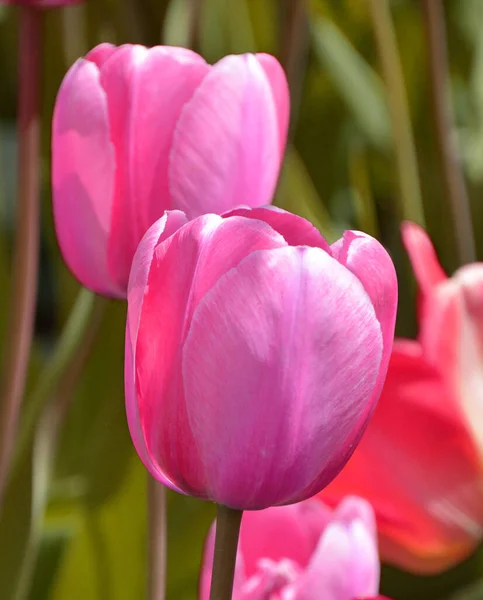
[275,146,339,242]
[311,16,391,150]
[0,446,34,600]
[166,494,215,600]
[50,457,147,600]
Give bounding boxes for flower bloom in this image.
[200,496,390,600]
[1,0,81,5]
[52,44,289,298]
[125,207,397,509]
[320,222,483,573]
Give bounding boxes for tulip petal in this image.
[125,211,188,492]
[240,501,332,578]
[255,53,290,154]
[169,54,282,218]
[331,231,397,396]
[133,215,288,494]
[182,246,382,508]
[401,221,447,295]
[128,47,209,245]
[224,206,331,252]
[52,58,122,297]
[321,341,483,573]
[421,264,483,456]
[85,43,118,67]
[98,45,209,289]
[293,498,379,600]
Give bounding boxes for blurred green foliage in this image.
[1,1,483,599]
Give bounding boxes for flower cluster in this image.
[51,42,399,599]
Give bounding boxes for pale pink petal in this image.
[133,216,288,495]
[255,53,290,154]
[293,498,379,600]
[52,58,122,297]
[182,246,383,508]
[401,221,447,295]
[169,54,281,218]
[224,206,331,252]
[125,211,188,492]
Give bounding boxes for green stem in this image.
[280,0,309,135]
[188,0,204,50]
[420,0,476,264]
[209,505,243,600]
[147,477,167,600]
[11,290,106,479]
[0,6,43,509]
[368,0,426,227]
[11,290,105,600]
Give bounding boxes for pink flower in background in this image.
[1,0,82,5]
[200,497,390,600]
[52,44,289,297]
[125,207,397,509]
[320,222,483,573]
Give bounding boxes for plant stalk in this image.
[188,0,204,50]
[0,6,43,509]
[420,0,476,264]
[280,0,309,134]
[147,477,168,600]
[368,0,425,227]
[209,505,243,600]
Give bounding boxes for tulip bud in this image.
[125,207,397,509]
[52,44,289,298]
[199,497,387,600]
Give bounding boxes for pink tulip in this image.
[320,222,483,573]
[125,207,397,509]
[52,43,289,298]
[199,496,390,600]
[1,0,81,5]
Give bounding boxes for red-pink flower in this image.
[1,0,82,5]
[199,497,390,600]
[125,207,397,509]
[52,44,289,298]
[320,222,483,573]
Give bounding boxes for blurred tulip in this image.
[125,207,397,509]
[321,222,483,573]
[52,44,289,298]
[1,0,82,5]
[199,496,389,600]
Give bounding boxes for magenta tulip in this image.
[1,0,81,5]
[125,207,397,509]
[200,496,389,600]
[52,43,289,298]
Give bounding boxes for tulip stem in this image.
[368,0,425,227]
[147,477,167,600]
[188,0,204,50]
[420,0,476,265]
[11,290,106,479]
[0,6,42,510]
[280,0,309,135]
[209,505,243,600]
